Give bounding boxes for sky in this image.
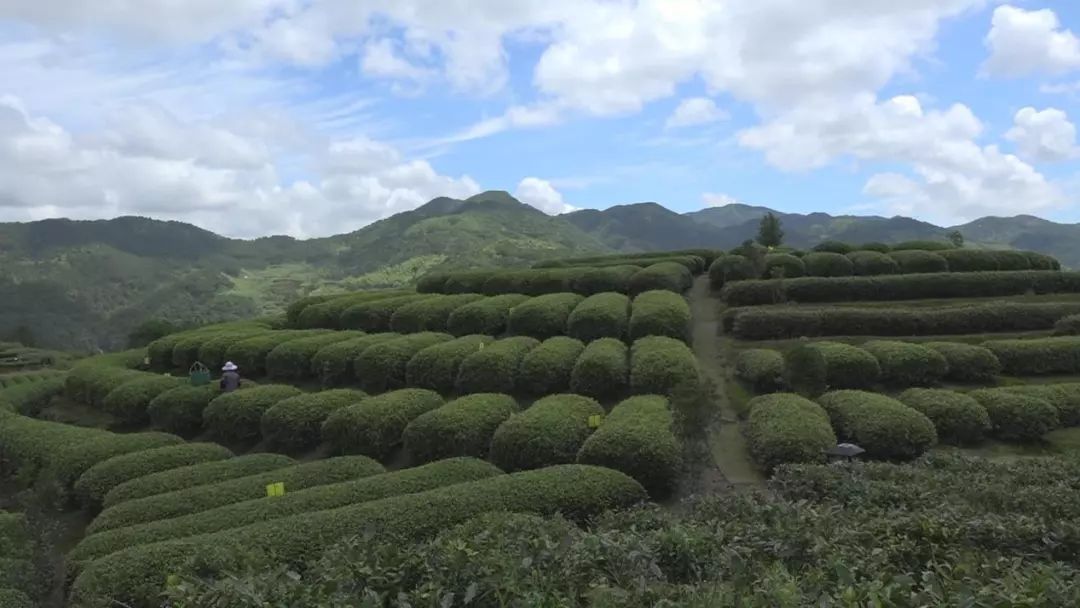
[0,0,1078,239]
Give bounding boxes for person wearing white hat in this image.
[220,362,241,393]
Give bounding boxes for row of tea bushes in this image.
[417,262,694,297]
[0,510,35,608]
[709,249,1059,288]
[534,248,722,268]
[70,465,647,608]
[0,373,65,416]
[983,336,1080,376]
[535,254,707,273]
[720,270,1080,306]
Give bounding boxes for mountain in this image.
[1,192,1078,351]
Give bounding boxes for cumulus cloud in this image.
[983,5,1080,77]
[701,193,744,207]
[1006,107,1079,162]
[666,98,727,129]
[514,177,577,215]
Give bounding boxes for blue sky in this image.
[0,1,1078,237]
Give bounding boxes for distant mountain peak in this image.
[465,190,520,206]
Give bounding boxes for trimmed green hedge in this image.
[354,333,452,392]
[0,414,110,480]
[224,331,329,377]
[816,390,937,460]
[892,240,954,251]
[196,332,267,371]
[862,340,948,386]
[309,333,398,387]
[1056,314,1080,336]
[628,262,693,295]
[571,265,641,295]
[171,334,211,369]
[445,270,500,294]
[322,389,444,459]
[967,389,1060,442]
[338,294,433,331]
[517,337,585,395]
[938,249,1000,272]
[47,432,185,490]
[296,291,412,329]
[539,255,705,274]
[924,342,1002,382]
[102,453,295,509]
[806,342,881,389]
[0,375,65,416]
[999,384,1080,427]
[261,390,366,454]
[284,294,336,327]
[813,240,854,254]
[424,265,694,297]
[147,333,187,369]
[102,375,185,426]
[629,290,690,342]
[405,335,493,393]
[70,458,502,565]
[984,337,1080,375]
[576,395,681,498]
[67,365,148,409]
[70,465,646,608]
[203,385,303,445]
[403,394,519,463]
[74,443,233,509]
[735,349,785,392]
[729,302,1080,340]
[490,394,604,472]
[897,388,991,445]
[85,455,384,535]
[446,294,530,336]
[265,332,360,380]
[763,253,805,279]
[536,249,722,268]
[746,393,836,471]
[566,292,630,342]
[846,250,899,276]
[415,272,451,293]
[720,270,1080,307]
[889,250,948,273]
[508,293,584,339]
[804,252,854,277]
[708,255,756,289]
[629,336,699,395]
[389,294,485,333]
[147,384,235,437]
[992,250,1034,271]
[455,337,539,394]
[569,338,628,400]
[783,345,828,397]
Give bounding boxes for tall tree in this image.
[947,230,964,248]
[756,212,784,247]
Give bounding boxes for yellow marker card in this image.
[588,414,603,428]
[266,482,286,497]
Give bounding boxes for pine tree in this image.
[756,212,784,248]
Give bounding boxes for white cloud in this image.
[983,5,1080,77]
[701,193,744,207]
[514,177,578,215]
[360,38,435,84]
[666,97,727,128]
[1006,107,1079,162]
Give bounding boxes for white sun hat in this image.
[222,361,238,371]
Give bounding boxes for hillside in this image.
[2,192,1079,350]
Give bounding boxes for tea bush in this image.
[817,390,937,460]
[75,443,233,509]
[862,340,949,386]
[0,375,65,416]
[566,292,630,342]
[629,336,699,395]
[1056,314,1080,336]
[508,293,584,339]
[203,385,303,445]
[0,414,111,481]
[102,453,294,508]
[923,342,1002,382]
[284,294,337,327]
[629,262,694,294]
[984,336,1080,375]
[338,294,433,331]
[147,385,223,437]
[888,250,948,273]
[445,293,530,336]
[708,255,757,289]
[734,349,786,392]
[403,394,519,463]
[746,393,836,471]
[763,253,805,279]
[309,333,398,387]
[804,252,854,277]
[102,375,186,426]
[264,332,360,380]
[224,331,325,376]
[937,249,1000,272]
[322,389,444,459]
[991,250,1034,271]
[196,332,265,371]
[389,294,485,333]
[892,240,954,251]
[490,394,604,471]
[405,335,493,392]
[629,290,690,341]
[806,341,881,389]
[999,384,1080,427]
[48,432,184,490]
[298,291,412,330]
[354,333,452,392]
[455,336,539,394]
[571,265,641,295]
[147,333,187,369]
[812,240,854,254]
[782,345,828,397]
[846,250,899,276]
[517,337,585,395]
[261,389,366,454]
[968,389,1059,442]
[897,388,991,445]
[569,338,628,400]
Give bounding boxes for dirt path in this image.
[688,276,763,489]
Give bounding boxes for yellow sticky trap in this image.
[588,414,603,428]
[266,482,286,497]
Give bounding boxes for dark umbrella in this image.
[825,442,866,462]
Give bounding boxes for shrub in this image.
[565,292,630,342]
[507,293,584,339]
[196,332,265,371]
[224,331,324,377]
[455,337,539,394]
[846,250,899,276]
[403,395,519,463]
[812,240,854,254]
[338,295,433,331]
[70,466,646,608]
[735,349,786,392]
[569,338,629,400]
[990,250,1033,271]
[783,344,828,397]
[924,342,1002,382]
[892,240,954,251]
[47,432,185,490]
[806,342,881,389]
[858,242,891,253]
[102,453,295,509]
[984,337,1080,375]
[171,334,210,369]
[763,253,805,279]
[629,290,690,342]
[1024,251,1059,270]
[264,333,359,380]
[405,335,493,392]
[861,340,948,386]
[708,255,757,289]
[629,262,693,295]
[284,294,336,327]
[937,249,999,272]
[446,294,530,336]
[101,375,186,426]
[415,272,451,293]
[69,367,147,409]
[490,394,604,472]
[389,294,485,333]
[1055,314,1080,336]
[74,443,234,509]
[999,384,1080,427]
[261,390,367,454]
[70,458,501,566]
[746,394,835,471]
[968,389,1059,442]
[296,291,411,329]
[629,336,699,396]
[571,266,640,295]
[816,391,937,460]
[888,250,948,273]
[203,385,303,445]
[354,333,452,392]
[576,395,681,498]
[322,389,444,459]
[0,375,65,416]
[897,389,991,445]
[803,252,854,277]
[147,384,221,437]
[85,456,384,535]
[309,333,398,387]
[147,333,187,369]
[0,415,111,480]
[517,337,585,395]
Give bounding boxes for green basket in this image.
[189,362,211,387]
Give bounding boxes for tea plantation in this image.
[2,243,1080,606]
